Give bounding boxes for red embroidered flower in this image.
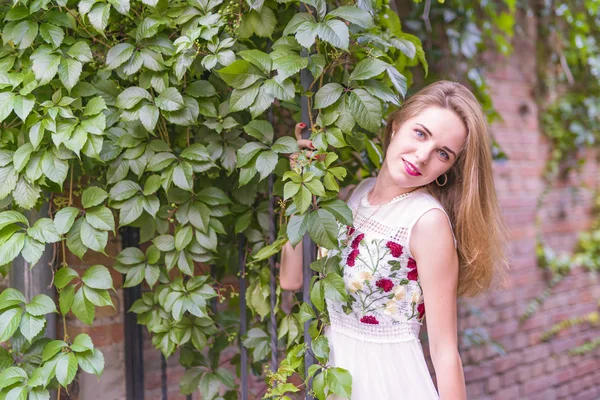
[417,303,425,319]
[386,241,403,258]
[407,257,417,269]
[351,233,364,249]
[407,269,419,281]
[360,315,379,325]
[347,225,355,236]
[346,249,359,267]
[376,278,394,292]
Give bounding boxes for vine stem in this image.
[63,6,112,49]
[68,162,74,206]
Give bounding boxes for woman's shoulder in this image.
[344,177,376,207]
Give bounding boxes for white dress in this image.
[324,177,456,400]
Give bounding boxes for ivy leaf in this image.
[386,66,408,98]
[327,367,353,398]
[28,218,61,243]
[54,207,79,235]
[116,87,152,109]
[109,181,141,201]
[0,289,26,311]
[304,0,327,20]
[216,60,264,89]
[72,288,95,325]
[88,3,111,33]
[84,96,107,116]
[55,352,78,386]
[82,187,108,208]
[119,196,144,226]
[41,151,68,186]
[0,233,26,266]
[317,20,349,51]
[80,220,108,253]
[295,20,319,49]
[293,185,312,215]
[68,41,93,63]
[175,225,193,251]
[155,87,185,111]
[173,162,194,191]
[244,120,274,145]
[26,294,57,316]
[13,95,35,122]
[139,104,159,131]
[283,13,314,36]
[321,200,353,226]
[229,85,260,113]
[287,214,307,247]
[315,83,344,109]
[255,150,278,180]
[77,348,104,376]
[82,265,114,290]
[238,49,272,74]
[58,57,82,91]
[327,6,374,28]
[22,236,45,266]
[0,308,23,342]
[19,313,46,342]
[349,58,389,81]
[272,137,298,153]
[348,89,381,133]
[54,267,79,289]
[85,206,115,232]
[106,43,135,70]
[307,209,338,249]
[30,47,60,85]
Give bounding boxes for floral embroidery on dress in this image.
[329,223,427,325]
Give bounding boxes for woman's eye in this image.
[439,150,449,160]
[415,130,425,138]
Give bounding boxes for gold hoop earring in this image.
[435,173,448,187]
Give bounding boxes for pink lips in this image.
[403,159,421,176]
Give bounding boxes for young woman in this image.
[280,81,508,399]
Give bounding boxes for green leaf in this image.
[270,50,308,80]
[116,87,152,109]
[119,196,144,226]
[255,150,278,180]
[184,80,216,97]
[304,0,326,20]
[173,162,194,191]
[153,235,175,252]
[0,289,26,311]
[106,43,135,70]
[307,209,338,249]
[55,267,79,289]
[56,352,78,386]
[28,218,61,243]
[175,225,193,251]
[109,181,141,201]
[140,104,159,131]
[88,3,111,33]
[80,220,108,253]
[349,58,389,81]
[237,142,268,168]
[76,348,104,376]
[19,312,46,342]
[42,340,68,362]
[304,178,326,196]
[13,95,35,122]
[271,136,298,154]
[216,60,264,89]
[348,89,381,133]
[22,236,45,266]
[287,214,307,247]
[41,150,68,185]
[238,49,272,74]
[244,120,274,144]
[59,284,75,315]
[310,279,324,312]
[68,41,93,63]
[327,6,374,28]
[85,206,115,232]
[26,294,57,316]
[13,178,40,209]
[386,66,408,98]
[13,143,33,173]
[0,308,23,342]
[0,93,15,123]
[0,211,29,230]
[29,388,50,400]
[72,288,95,325]
[321,199,353,225]
[327,367,353,398]
[58,57,82,91]
[82,187,108,209]
[155,87,185,111]
[283,13,314,36]
[314,83,344,109]
[317,20,349,50]
[31,47,60,85]
[293,185,312,215]
[84,96,107,116]
[0,233,25,266]
[294,20,319,48]
[54,207,79,235]
[82,265,114,290]
[229,85,260,113]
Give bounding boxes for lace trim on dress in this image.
[352,213,410,243]
[329,310,421,344]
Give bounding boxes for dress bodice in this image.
[325,177,456,343]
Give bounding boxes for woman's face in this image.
[382,106,468,189]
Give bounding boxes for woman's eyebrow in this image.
[416,123,457,158]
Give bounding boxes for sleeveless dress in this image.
[323,177,456,400]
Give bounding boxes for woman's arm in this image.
[410,208,466,400]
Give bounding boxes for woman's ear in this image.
[391,120,400,137]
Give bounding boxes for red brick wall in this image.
[448,19,600,400]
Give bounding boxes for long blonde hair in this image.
[383,81,508,297]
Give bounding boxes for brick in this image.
[466,381,485,398]
[493,354,519,374]
[492,385,519,400]
[522,376,552,395]
[485,376,501,394]
[575,387,599,400]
